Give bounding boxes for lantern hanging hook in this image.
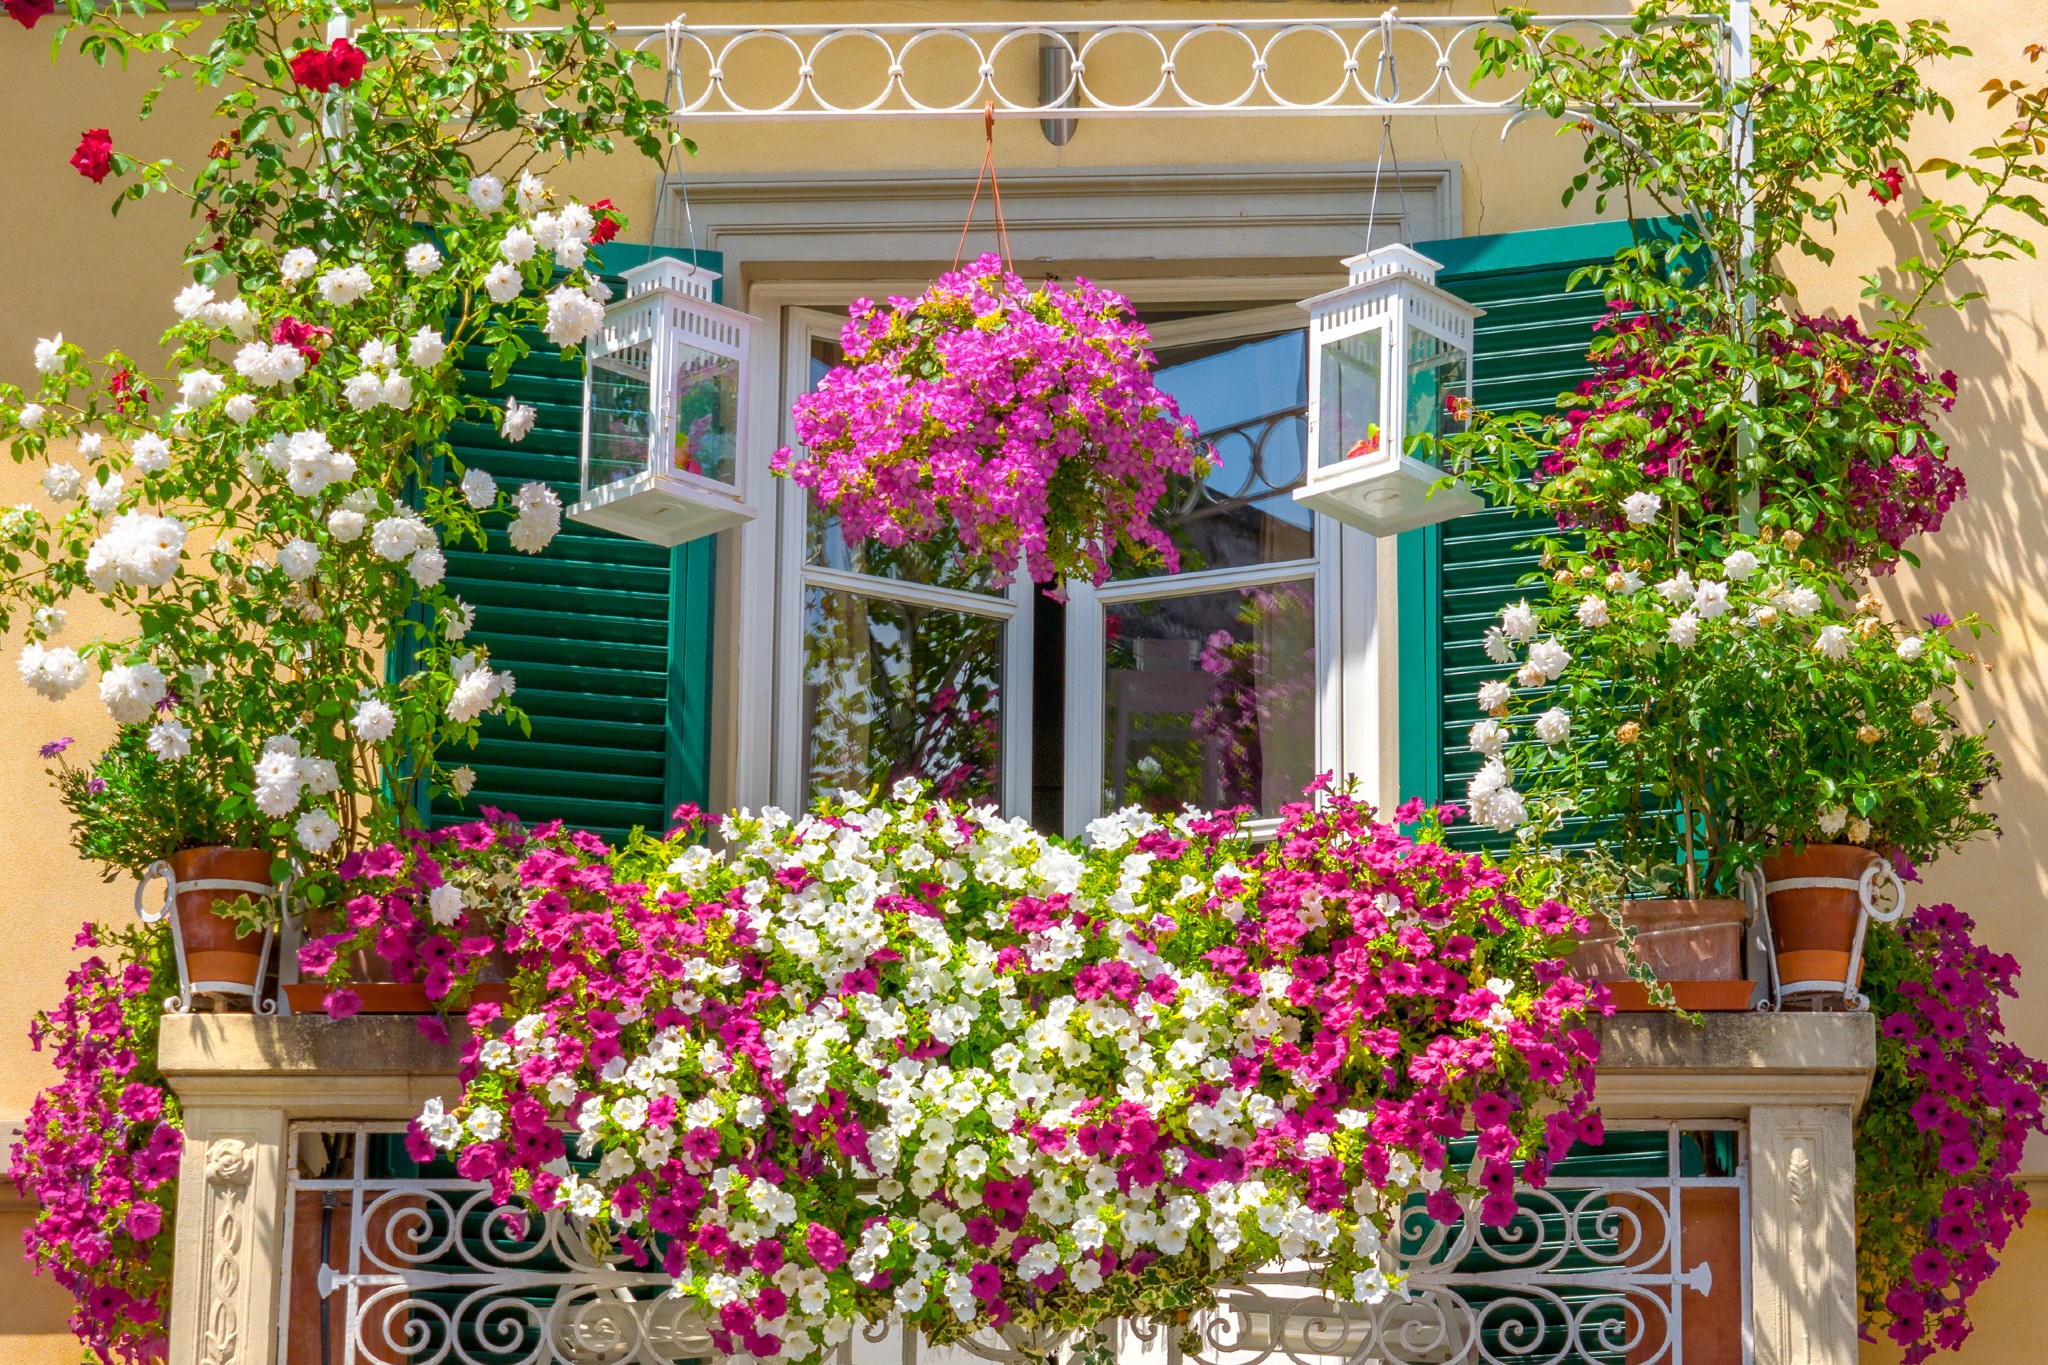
[953,101,1014,272]
[653,19,701,261]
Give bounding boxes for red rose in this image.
[270,315,333,365]
[589,198,621,246]
[4,0,56,30]
[291,37,367,92]
[328,36,367,87]
[70,129,113,184]
[1869,166,1906,204]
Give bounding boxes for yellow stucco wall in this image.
[0,3,2042,1361]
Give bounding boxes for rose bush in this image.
[410,783,1608,1362]
[774,256,1205,588]
[8,924,182,1365]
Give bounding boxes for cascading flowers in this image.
[9,924,182,1365]
[774,255,1205,587]
[1859,904,2048,1362]
[413,781,1608,1364]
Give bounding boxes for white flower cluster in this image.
[172,284,257,338]
[18,642,88,701]
[249,735,341,831]
[99,661,167,725]
[543,283,606,347]
[234,341,308,390]
[84,512,187,593]
[445,651,513,724]
[507,480,561,554]
[261,429,358,498]
[344,337,417,412]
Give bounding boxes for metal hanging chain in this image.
[652,19,701,259]
[952,102,1014,272]
[1362,10,1406,244]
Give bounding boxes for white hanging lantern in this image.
[1293,244,1486,535]
[573,258,757,546]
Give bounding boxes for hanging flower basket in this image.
[774,254,1205,586]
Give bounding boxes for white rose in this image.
[147,719,192,761]
[85,472,124,515]
[1815,623,1851,660]
[542,285,605,346]
[1526,638,1571,680]
[467,174,506,213]
[178,370,226,407]
[1896,635,1926,662]
[327,508,367,543]
[276,538,321,581]
[483,263,523,305]
[100,661,168,725]
[173,284,215,320]
[406,242,443,276]
[1499,599,1538,643]
[379,374,414,411]
[1467,719,1506,756]
[351,697,397,742]
[318,265,374,306]
[1723,548,1759,581]
[460,467,498,510]
[408,326,447,369]
[1621,490,1663,526]
[409,545,448,588]
[449,765,477,798]
[33,334,65,376]
[19,643,88,701]
[223,395,258,425]
[1477,680,1511,713]
[1534,707,1571,746]
[428,883,466,926]
[281,248,319,283]
[370,515,424,562]
[129,435,172,472]
[294,808,341,854]
[1693,580,1731,621]
[1817,806,1848,837]
[500,397,537,442]
[515,170,547,214]
[298,757,340,796]
[1667,611,1700,648]
[499,228,536,265]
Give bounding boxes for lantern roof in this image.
[1297,243,1484,325]
[621,256,722,302]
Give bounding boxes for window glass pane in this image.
[1102,581,1315,818]
[799,334,999,593]
[803,586,1004,805]
[1404,330,1468,456]
[1128,329,1312,578]
[1319,326,1385,469]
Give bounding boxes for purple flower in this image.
[1923,612,1954,630]
[85,778,106,794]
[39,737,72,759]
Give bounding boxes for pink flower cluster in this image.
[774,255,1203,587]
[1864,903,2048,1361]
[9,924,180,1365]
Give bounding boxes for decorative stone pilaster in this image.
[1750,1105,1861,1365]
[168,1114,287,1365]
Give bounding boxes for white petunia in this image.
[1621,490,1663,526]
[100,661,168,725]
[351,697,397,742]
[1723,548,1759,581]
[18,643,88,701]
[460,467,498,510]
[276,538,321,581]
[33,335,65,376]
[294,808,341,854]
[1667,611,1700,648]
[281,248,319,283]
[406,242,443,276]
[1534,707,1571,746]
[1815,623,1851,660]
[318,265,374,306]
[542,285,605,347]
[147,719,191,761]
[483,263,523,305]
[500,397,537,442]
[408,326,447,369]
[467,174,506,213]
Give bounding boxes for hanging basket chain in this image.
[953,102,1014,272]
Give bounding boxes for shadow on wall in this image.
[0,1210,89,1359]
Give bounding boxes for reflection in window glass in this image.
[1103,581,1315,818]
[803,588,1003,805]
[1141,329,1313,577]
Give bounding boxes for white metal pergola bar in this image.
[607,10,1732,121]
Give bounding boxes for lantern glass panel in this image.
[1317,326,1385,469]
[1403,331,1470,455]
[672,343,740,485]
[588,347,655,492]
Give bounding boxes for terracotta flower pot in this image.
[300,908,399,984]
[1566,898,1748,983]
[1761,843,1880,991]
[166,846,276,989]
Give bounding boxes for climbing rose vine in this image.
[412,783,1608,1362]
[774,255,1204,587]
[1859,904,2048,1362]
[9,924,181,1365]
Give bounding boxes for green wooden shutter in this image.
[1396,222,1666,820]
[437,244,720,843]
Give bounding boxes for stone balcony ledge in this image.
[158,1008,1876,1119]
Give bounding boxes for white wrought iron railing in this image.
[279,1121,1747,1365]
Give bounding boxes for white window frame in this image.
[738,273,1391,826]
[771,306,1035,816]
